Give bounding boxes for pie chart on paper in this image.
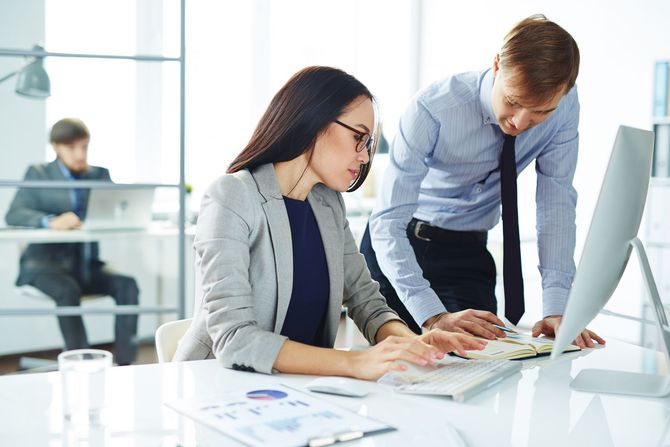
[245,389,288,400]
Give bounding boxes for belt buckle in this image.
[413,221,431,242]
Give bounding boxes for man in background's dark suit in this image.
[5,118,139,365]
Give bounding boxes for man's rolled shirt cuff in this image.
[542,287,569,318]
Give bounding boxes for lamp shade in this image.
[15,58,51,98]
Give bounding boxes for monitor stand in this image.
[570,238,670,397]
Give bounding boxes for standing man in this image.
[6,118,139,365]
[361,15,604,348]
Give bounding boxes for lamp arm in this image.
[0,70,18,85]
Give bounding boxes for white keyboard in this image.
[380,358,522,402]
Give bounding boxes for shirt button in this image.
[475,186,483,193]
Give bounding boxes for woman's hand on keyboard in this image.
[348,329,486,380]
[419,330,487,358]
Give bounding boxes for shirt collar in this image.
[479,68,497,126]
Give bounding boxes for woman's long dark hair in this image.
[227,66,378,192]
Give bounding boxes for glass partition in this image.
[0,0,186,367]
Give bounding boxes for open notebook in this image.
[460,333,580,360]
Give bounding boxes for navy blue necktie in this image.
[71,173,86,219]
[501,134,525,325]
[72,173,92,284]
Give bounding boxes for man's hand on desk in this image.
[424,309,508,340]
[48,212,81,231]
[531,315,606,348]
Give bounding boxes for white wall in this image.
[0,0,47,208]
[184,0,417,206]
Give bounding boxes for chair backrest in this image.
[155,318,192,363]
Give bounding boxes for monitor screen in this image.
[552,125,655,357]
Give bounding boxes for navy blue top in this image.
[279,196,330,347]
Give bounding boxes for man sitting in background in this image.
[5,118,139,365]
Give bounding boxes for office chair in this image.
[155,318,192,363]
[16,284,107,303]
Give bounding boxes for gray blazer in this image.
[5,161,110,283]
[6,160,111,227]
[173,164,401,374]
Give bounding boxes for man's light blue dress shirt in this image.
[369,69,579,326]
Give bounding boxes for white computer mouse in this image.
[304,376,369,397]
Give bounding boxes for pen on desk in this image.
[336,430,364,442]
[492,324,517,334]
[309,435,336,447]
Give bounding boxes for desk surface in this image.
[0,223,195,243]
[1,339,669,446]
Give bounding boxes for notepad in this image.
[459,333,580,360]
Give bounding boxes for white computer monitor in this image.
[550,125,670,397]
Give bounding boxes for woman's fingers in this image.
[380,337,441,365]
[446,335,466,356]
[446,333,486,356]
[424,331,486,353]
[387,361,408,373]
[455,333,488,351]
[383,346,434,366]
[376,332,489,373]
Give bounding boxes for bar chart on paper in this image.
[166,384,394,447]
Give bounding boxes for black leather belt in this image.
[408,218,487,245]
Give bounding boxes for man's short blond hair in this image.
[500,14,580,102]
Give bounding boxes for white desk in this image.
[1,339,669,446]
[0,223,195,243]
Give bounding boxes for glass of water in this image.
[58,349,112,424]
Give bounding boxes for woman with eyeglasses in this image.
[173,66,486,378]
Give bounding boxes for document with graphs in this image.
[166,384,394,447]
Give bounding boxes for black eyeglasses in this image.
[334,120,373,154]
